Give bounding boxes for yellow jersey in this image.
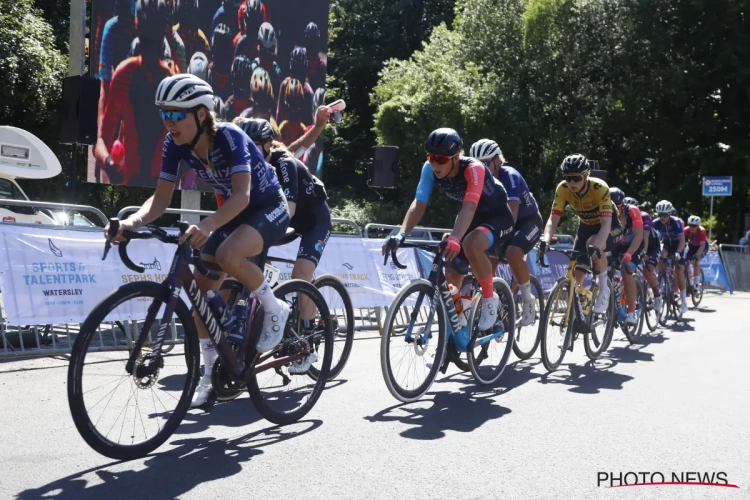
[551,177,615,225]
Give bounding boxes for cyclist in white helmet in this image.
[652,200,688,314]
[468,139,542,326]
[106,74,292,407]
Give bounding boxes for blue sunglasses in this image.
[160,108,197,123]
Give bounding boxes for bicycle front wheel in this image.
[67,282,200,461]
[380,279,446,403]
[467,278,516,385]
[691,268,705,307]
[584,278,615,360]
[622,278,646,344]
[540,279,574,372]
[511,275,544,360]
[644,277,660,332]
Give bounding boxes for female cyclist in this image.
[107,74,291,407]
[233,117,332,373]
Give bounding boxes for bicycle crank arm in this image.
[473,328,505,347]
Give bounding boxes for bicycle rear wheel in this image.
[380,279,446,403]
[68,282,199,461]
[308,275,354,381]
[467,278,515,385]
[511,275,544,360]
[643,277,660,332]
[540,279,573,372]
[246,280,334,425]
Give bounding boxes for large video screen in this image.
[87,0,329,189]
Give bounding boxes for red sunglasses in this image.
[427,153,451,164]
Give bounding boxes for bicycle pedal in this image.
[439,357,450,374]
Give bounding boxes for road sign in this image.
[703,176,732,197]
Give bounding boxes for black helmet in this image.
[609,187,625,206]
[560,154,590,174]
[136,0,169,43]
[289,47,308,80]
[240,118,275,142]
[231,55,253,98]
[425,128,462,157]
[304,22,320,46]
[212,23,234,68]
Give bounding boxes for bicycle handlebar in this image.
[104,218,220,280]
[383,240,444,270]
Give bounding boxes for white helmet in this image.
[155,74,214,109]
[688,215,701,226]
[188,52,209,81]
[469,139,502,161]
[655,200,674,215]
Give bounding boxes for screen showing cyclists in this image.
[87,0,329,189]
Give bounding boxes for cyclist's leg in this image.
[574,223,598,287]
[643,242,660,298]
[504,212,543,324]
[589,223,620,313]
[684,244,699,287]
[291,202,332,321]
[215,193,291,352]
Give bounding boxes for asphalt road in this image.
[1,292,748,500]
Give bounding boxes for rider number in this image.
[264,263,281,288]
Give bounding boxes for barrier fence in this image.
[0,218,738,358]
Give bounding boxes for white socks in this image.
[518,281,532,302]
[598,272,609,294]
[199,338,217,385]
[253,282,280,313]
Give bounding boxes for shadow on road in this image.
[364,389,511,440]
[605,343,656,364]
[15,420,322,500]
[693,307,716,313]
[539,358,633,394]
[437,359,542,396]
[667,318,696,332]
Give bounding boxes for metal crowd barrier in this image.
[363,223,450,241]
[0,198,109,226]
[718,244,750,292]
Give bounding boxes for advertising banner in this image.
[87,0,329,187]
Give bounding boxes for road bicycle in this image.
[684,256,705,307]
[380,240,515,403]
[657,254,684,325]
[67,220,333,461]
[538,245,615,372]
[635,262,662,332]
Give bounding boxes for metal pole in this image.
[71,145,78,202]
[181,190,202,225]
[709,196,714,242]
[68,0,86,77]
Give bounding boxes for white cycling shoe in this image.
[681,301,689,315]
[256,300,291,353]
[190,376,213,408]
[520,299,536,327]
[288,351,318,375]
[478,293,499,331]
[592,287,610,314]
[654,295,663,313]
[625,311,637,325]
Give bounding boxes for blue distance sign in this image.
[703,176,732,197]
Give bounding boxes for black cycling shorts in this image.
[464,210,515,253]
[203,189,291,258]
[685,243,705,262]
[573,221,622,254]
[662,241,681,257]
[290,202,332,266]
[645,238,661,266]
[502,211,543,254]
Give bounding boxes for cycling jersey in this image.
[268,150,327,210]
[160,122,280,207]
[415,158,510,213]
[497,164,539,220]
[307,53,327,90]
[615,204,644,246]
[652,216,684,243]
[686,225,707,247]
[551,177,614,226]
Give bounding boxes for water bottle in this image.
[205,290,233,330]
[227,300,249,344]
[448,284,468,328]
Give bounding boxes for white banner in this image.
[0,226,427,324]
[0,225,180,324]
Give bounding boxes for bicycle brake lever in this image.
[103,218,119,261]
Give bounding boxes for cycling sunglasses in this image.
[427,153,451,165]
[160,108,197,123]
[657,212,671,218]
[563,174,586,183]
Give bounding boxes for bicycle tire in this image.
[691,268,705,307]
[467,278,516,385]
[622,278,646,344]
[380,279,446,403]
[308,275,354,381]
[68,281,200,461]
[540,278,573,372]
[246,280,334,425]
[643,276,660,332]
[511,275,544,360]
[658,273,670,326]
[585,278,615,360]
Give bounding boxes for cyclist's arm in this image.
[202,173,251,232]
[698,228,707,256]
[399,199,427,236]
[677,234,686,254]
[286,106,330,153]
[625,206,643,255]
[126,179,175,227]
[545,182,567,242]
[543,214,561,243]
[449,163,484,241]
